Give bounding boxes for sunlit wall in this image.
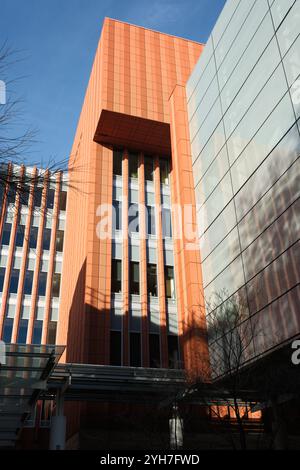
[187,0,300,362]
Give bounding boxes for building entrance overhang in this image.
[94,109,172,156]
[46,364,187,403]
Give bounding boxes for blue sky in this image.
[0,0,226,168]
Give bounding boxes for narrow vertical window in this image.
[38,272,48,296]
[20,184,30,206]
[24,270,34,295]
[15,225,25,247]
[1,223,12,246]
[52,273,61,298]
[42,228,51,251]
[128,203,139,233]
[2,318,13,343]
[165,266,175,299]
[29,226,39,249]
[130,333,141,367]
[162,208,172,238]
[111,259,122,293]
[159,158,169,185]
[110,331,122,366]
[59,191,67,211]
[113,149,123,176]
[0,268,5,291]
[113,200,122,231]
[147,264,158,297]
[34,187,43,207]
[149,334,161,368]
[55,230,64,252]
[9,269,20,294]
[129,152,139,178]
[47,321,57,345]
[7,185,16,205]
[129,262,140,295]
[144,156,154,181]
[146,206,156,236]
[168,335,180,369]
[32,320,43,345]
[47,188,55,209]
[17,319,28,344]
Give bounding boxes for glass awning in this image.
[0,344,65,447]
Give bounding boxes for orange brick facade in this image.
[57,18,210,374]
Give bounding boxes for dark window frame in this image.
[146,205,156,236]
[147,263,158,297]
[0,267,5,292]
[17,319,29,344]
[144,156,154,181]
[149,334,161,368]
[55,230,64,252]
[32,320,43,345]
[165,266,175,299]
[24,270,34,295]
[110,331,122,366]
[42,228,51,251]
[59,191,67,211]
[38,271,48,296]
[111,259,122,293]
[129,262,140,295]
[29,226,39,249]
[47,188,55,209]
[129,152,139,179]
[113,150,123,176]
[128,203,139,233]
[130,332,141,367]
[9,269,20,294]
[15,225,25,247]
[113,200,122,231]
[159,158,169,185]
[52,273,61,298]
[1,223,12,246]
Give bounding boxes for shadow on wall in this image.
[65,256,186,368]
[66,259,87,363]
[66,258,111,365]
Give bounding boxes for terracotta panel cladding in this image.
[58,17,204,366]
[123,23,131,115]
[138,28,147,118]
[103,18,203,122]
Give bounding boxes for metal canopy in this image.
[45,364,187,403]
[45,364,264,406]
[0,344,65,447]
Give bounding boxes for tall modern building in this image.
[57,18,210,374]
[187,0,300,369]
[0,0,299,450]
